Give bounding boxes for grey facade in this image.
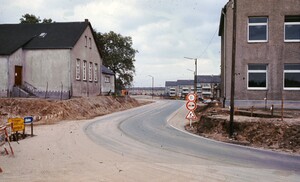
[219,0,300,109]
[0,20,103,99]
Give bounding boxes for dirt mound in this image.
[187,105,300,154]
[0,96,141,125]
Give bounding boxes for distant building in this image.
[165,75,221,99]
[165,81,178,97]
[219,0,300,108]
[128,87,165,96]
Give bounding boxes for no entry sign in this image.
[186,101,197,111]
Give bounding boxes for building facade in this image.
[219,0,300,108]
[0,20,104,99]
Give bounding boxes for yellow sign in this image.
[8,118,25,132]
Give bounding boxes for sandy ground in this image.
[1,103,299,181]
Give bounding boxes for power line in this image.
[197,27,219,59]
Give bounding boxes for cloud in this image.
[0,0,226,87]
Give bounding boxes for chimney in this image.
[85,19,89,23]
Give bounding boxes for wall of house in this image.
[101,74,115,94]
[24,49,71,99]
[222,0,300,108]
[71,25,102,97]
[0,56,8,97]
[0,49,25,97]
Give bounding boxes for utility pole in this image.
[148,75,154,99]
[184,57,198,95]
[229,0,237,138]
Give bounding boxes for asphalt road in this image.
[84,100,300,180]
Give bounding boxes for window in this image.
[284,16,300,42]
[284,64,300,90]
[105,76,110,83]
[248,17,268,42]
[89,37,92,49]
[76,59,81,80]
[94,63,98,82]
[39,32,47,38]
[83,60,87,81]
[248,64,267,89]
[89,62,93,82]
[85,36,87,47]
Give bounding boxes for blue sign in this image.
[24,116,33,124]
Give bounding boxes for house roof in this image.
[101,65,114,75]
[177,80,194,86]
[218,2,230,36]
[165,81,178,87]
[197,75,221,83]
[165,75,221,87]
[0,21,90,55]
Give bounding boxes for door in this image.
[15,66,22,86]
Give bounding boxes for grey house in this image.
[0,19,103,99]
[219,0,300,108]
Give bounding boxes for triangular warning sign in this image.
[186,111,197,120]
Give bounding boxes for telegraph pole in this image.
[148,75,154,99]
[184,57,198,95]
[229,0,237,137]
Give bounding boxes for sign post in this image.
[185,93,198,127]
[24,116,34,137]
[8,118,25,141]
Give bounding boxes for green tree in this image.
[20,13,53,24]
[94,31,138,93]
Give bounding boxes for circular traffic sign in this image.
[186,93,196,102]
[186,101,197,111]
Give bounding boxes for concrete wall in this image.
[0,56,8,97]
[24,49,70,93]
[0,49,24,97]
[71,25,102,97]
[221,0,300,107]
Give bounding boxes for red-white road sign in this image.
[185,110,197,120]
[186,93,196,102]
[186,101,197,111]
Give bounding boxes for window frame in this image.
[89,37,92,49]
[284,16,300,42]
[82,60,87,81]
[88,62,93,82]
[248,17,268,43]
[283,64,300,90]
[76,59,81,80]
[247,64,268,90]
[94,63,98,82]
[105,76,110,83]
[85,36,87,47]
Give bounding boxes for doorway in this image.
[14,66,22,86]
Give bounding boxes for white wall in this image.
[0,56,8,97]
[24,49,70,91]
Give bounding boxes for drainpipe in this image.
[222,9,227,104]
[7,56,10,97]
[68,49,72,98]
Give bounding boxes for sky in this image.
[0,0,227,87]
